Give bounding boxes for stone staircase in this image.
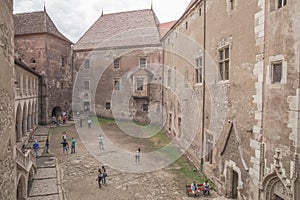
[27,126,63,200]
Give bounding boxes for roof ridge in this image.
[102,8,152,16]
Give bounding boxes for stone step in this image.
[36,156,56,168]
[28,178,58,197]
[34,168,57,180]
[28,194,59,200]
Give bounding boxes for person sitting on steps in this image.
[202,180,210,196]
[191,180,200,197]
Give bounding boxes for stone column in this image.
[27,115,31,131]
[16,120,22,141]
[22,118,27,136]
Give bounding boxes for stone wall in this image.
[15,34,73,124]
[0,0,16,199]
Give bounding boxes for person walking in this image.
[96,169,103,188]
[33,140,39,157]
[61,140,69,154]
[45,138,49,153]
[88,119,92,128]
[71,137,76,154]
[135,148,140,164]
[79,118,83,127]
[102,166,107,184]
[62,131,67,142]
[98,135,104,151]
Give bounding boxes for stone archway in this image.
[261,172,292,200]
[22,103,27,136]
[27,101,32,131]
[17,175,27,200]
[16,104,22,142]
[27,168,34,196]
[52,106,62,117]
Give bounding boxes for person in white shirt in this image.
[135,148,140,163]
[191,181,200,197]
[98,135,104,151]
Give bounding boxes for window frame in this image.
[195,56,203,84]
[218,46,230,81]
[140,57,147,68]
[84,80,90,90]
[142,104,149,112]
[105,102,111,110]
[84,59,90,69]
[136,78,144,91]
[114,79,120,91]
[271,61,283,84]
[114,58,120,69]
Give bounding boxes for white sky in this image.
[14,0,191,43]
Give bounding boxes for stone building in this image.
[73,9,163,123]
[162,0,300,199]
[0,0,16,199]
[14,58,39,200]
[14,9,73,124]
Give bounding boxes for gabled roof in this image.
[74,9,161,51]
[159,20,177,38]
[14,11,72,44]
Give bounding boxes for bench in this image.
[186,184,203,197]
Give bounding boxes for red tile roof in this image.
[14,11,72,43]
[159,20,177,38]
[74,9,161,51]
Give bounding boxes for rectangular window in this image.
[185,21,188,29]
[218,47,230,81]
[195,57,203,83]
[199,8,202,16]
[230,0,234,10]
[114,58,120,69]
[140,58,147,68]
[114,79,120,91]
[105,102,111,110]
[178,117,182,127]
[167,69,171,87]
[277,0,287,9]
[61,57,65,68]
[136,79,144,91]
[84,80,90,90]
[272,62,282,83]
[143,104,148,112]
[84,59,90,69]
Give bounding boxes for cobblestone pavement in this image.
[48,124,224,200]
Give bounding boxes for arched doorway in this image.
[15,104,22,142]
[22,103,27,136]
[17,175,27,200]
[52,106,62,117]
[27,169,34,196]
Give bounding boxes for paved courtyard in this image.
[47,121,223,200]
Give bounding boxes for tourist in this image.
[98,135,104,151]
[191,181,200,197]
[202,180,210,196]
[61,140,69,154]
[88,118,92,128]
[62,131,67,141]
[71,137,76,154]
[79,118,83,127]
[135,148,140,163]
[96,169,103,188]
[45,138,49,153]
[33,140,39,157]
[102,166,107,184]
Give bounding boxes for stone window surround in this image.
[223,160,244,193]
[266,55,287,85]
[83,80,90,90]
[139,57,147,68]
[105,102,111,110]
[194,55,203,85]
[114,58,120,69]
[218,45,230,82]
[114,78,120,91]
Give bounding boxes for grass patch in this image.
[169,156,207,185]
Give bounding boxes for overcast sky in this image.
[14,0,191,43]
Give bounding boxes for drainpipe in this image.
[200,0,207,173]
